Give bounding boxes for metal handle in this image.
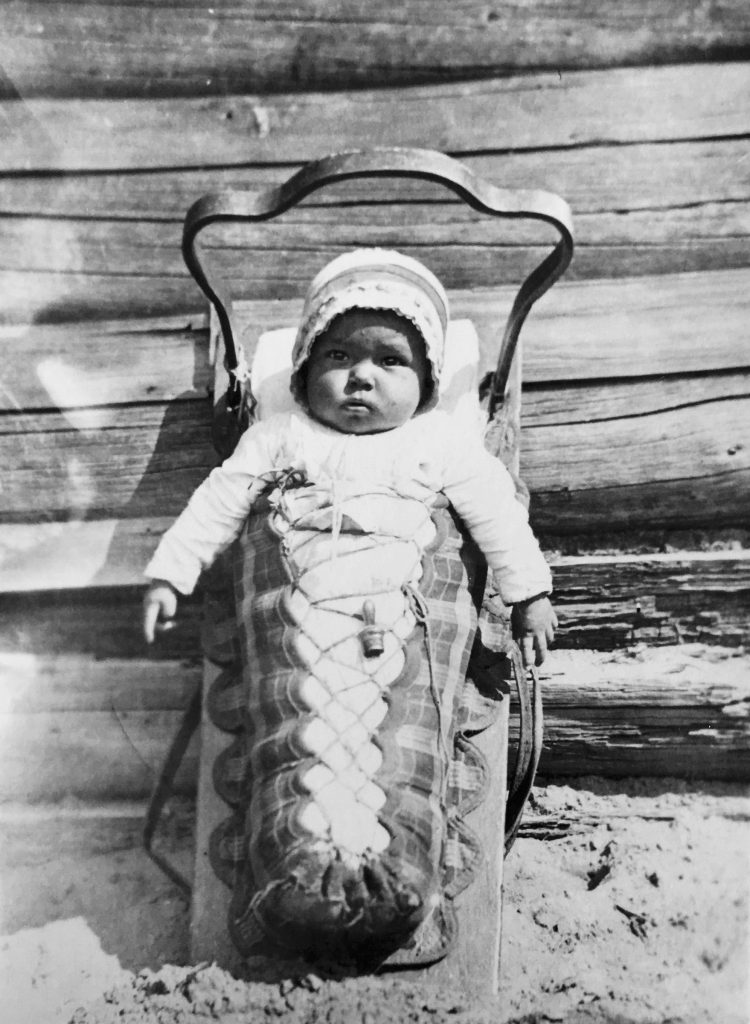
[182,146,574,417]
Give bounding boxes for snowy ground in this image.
[1,778,747,1024]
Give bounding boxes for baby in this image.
[143,248,556,664]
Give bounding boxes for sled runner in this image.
[145,148,573,995]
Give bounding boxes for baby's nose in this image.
[348,361,375,387]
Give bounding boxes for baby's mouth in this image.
[341,399,374,412]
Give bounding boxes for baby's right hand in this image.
[143,580,178,643]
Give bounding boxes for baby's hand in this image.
[511,595,557,667]
[143,580,178,643]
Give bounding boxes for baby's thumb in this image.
[521,635,535,668]
[143,600,160,644]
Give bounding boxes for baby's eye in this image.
[325,349,349,362]
[381,355,407,367]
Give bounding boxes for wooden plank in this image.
[524,394,750,530]
[0,317,209,411]
[536,726,750,780]
[3,200,747,272]
[2,218,748,324]
[2,550,747,657]
[7,643,747,716]
[0,401,215,521]
[229,273,750,383]
[550,552,750,649]
[552,552,750,648]
[190,658,241,973]
[2,1,747,98]
[524,372,750,426]
[3,140,747,219]
[1,647,746,802]
[0,707,199,802]
[534,645,750,779]
[0,587,203,661]
[0,803,161,866]
[530,468,750,536]
[6,511,747,597]
[0,518,177,590]
[2,390,747,528]
[3,64,748,172]
[411,700,508,997]
[536,646,750,708]
[0,271,194,326]
[3,272,748,410]
[0,654,200,713]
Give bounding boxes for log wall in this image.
[1,2,748,799]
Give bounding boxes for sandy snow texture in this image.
[1,779,748,1024]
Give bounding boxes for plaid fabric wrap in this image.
[207,482,500,964]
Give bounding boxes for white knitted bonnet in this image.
[290,248,449,411]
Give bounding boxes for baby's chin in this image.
[311,406,412,435]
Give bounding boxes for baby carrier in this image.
[145,148,573,986]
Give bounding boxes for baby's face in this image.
[305,310,430,434]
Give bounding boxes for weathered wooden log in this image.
[1,201,748,323]
[5,551,749,647]
[526,395,750,531]
[4,201,748,267]
[3,140,746,220]
[533,648,750,779]
[7,250,750,326]
[552,553,750,649]
[3,64,747,172]
[2,1,746,98]
[0,587,203,660]
[0,315,211,410]
[3,535,749,647]
[536,647,745,782]
[0,653,200,712]
[2,64,746,324]
[0,402,215,521]
[4,271,749,409]
[2,390,746,529]
[1,647,746,801]
[0,708,199,802]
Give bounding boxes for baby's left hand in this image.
[511,595,557,667]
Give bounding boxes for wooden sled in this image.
[145,148,573,998]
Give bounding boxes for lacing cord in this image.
[403,583,451,807]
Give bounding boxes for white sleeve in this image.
[440,431,552,605]
[144,421,276,594]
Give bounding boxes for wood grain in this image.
[4,273,749,411]
[2,551,747,651]
[0,401,215,521]
[6,644,746,714]
[2,387,746,529]
[3,225,749,324]
[3,140,747,218]
[0,654,200,713]
[0,708,199,802]
[226,275,750,384]
[189,657,242,973]
[1,647,746,801]
[551,553,750,649]
[3,64,747,172]
[0,316,210,410]
[0,586,203,660]
[2,199,747,271]
[2,1,747,97]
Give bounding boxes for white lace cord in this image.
[404,582,451,808]
[229,344,251,385]
[328,435,351,561]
